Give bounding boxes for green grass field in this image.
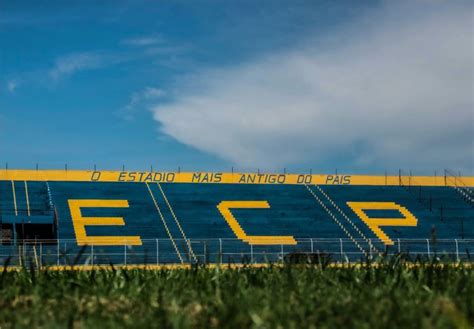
[0,260,472,329]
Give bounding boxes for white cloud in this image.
[49,52,106,80]
[122,36,163,46]
[122,87,165,120]
[6,80,18,92]
[48,42,178,83]
[151,2,474,172]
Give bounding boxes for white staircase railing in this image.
[445,169,474,205]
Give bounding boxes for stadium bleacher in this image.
[0,170,472,266]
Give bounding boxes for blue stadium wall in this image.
[0,170,473,265]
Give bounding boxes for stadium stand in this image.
[0,170,472,266]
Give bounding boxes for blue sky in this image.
[1,1,472,174]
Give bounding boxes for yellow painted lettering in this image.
[217,201,296,245]
[68,199,142,246]
[347,202,417,245]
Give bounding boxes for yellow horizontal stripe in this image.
[3,262,472,271]
[0,170,472,186]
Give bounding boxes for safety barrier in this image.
[0,238,472,267]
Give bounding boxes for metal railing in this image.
[445,169,474,204]
[0,238,472,267]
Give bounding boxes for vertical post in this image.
[455,239,459,261]
[219,238,223,264]
[40,242,43,268]
[310,238,314,253]
[339,238,343,260]
[280,244,284,263]
[188,239,191,263]
[57,240,60,266]
[250,244,254,263]
[203,241,207,264]
[33,245,39,269]
[91,244,94,267]
[369,239,373,258]
[124,242,127,265]
[426,239,430,258]
[64,242,67,266]
[398,239,401,253]
[156,239,159,265]
[23,240,26,263]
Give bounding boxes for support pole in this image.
[156,239,159,265]
[219,238,223,264]
[40,243,43,268]
[250,244,254,263]
[124,242,127,265]
[339,238,343,260]
[455,239,459,261]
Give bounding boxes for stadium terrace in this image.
[0,169,472,267]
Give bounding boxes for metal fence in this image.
[0,238,472,267]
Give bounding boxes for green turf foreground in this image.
[0,262,472,329]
